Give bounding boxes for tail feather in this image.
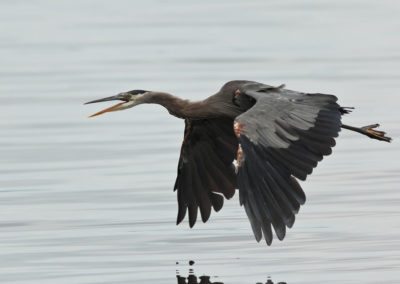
[339,107,354,115]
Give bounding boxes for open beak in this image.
[84,95,128,118]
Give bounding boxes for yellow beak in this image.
[84,94,128,118]
[88,101,127,118]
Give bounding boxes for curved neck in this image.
[144,92,212,119]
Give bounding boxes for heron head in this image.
[84,89,149,117]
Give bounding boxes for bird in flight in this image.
[85,80,391,245]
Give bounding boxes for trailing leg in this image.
[341,123,392,142]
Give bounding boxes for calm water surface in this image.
[1,1,399,283]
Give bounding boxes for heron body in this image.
[85,80,391,245]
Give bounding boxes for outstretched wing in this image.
[174,118,238,227]
[235,83,342,245]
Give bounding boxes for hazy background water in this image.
[1,1,399,283]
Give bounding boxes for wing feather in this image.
[174,118,237,227]
[235,83,342,244]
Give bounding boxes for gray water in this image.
[1,1,400,283]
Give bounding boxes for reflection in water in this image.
[177,274,223,284]
[176,272,286,284]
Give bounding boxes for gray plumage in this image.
[85,80,392,245]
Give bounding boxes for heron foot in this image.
[361,124,392,142]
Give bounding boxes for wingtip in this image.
[275,226,286,241]
[200,212,210,223]
[286,215,296,228]
[176,207,187,225]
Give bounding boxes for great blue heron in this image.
[85,80,391,245]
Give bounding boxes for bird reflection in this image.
[176,273,286,284]
[176,274,222,284]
